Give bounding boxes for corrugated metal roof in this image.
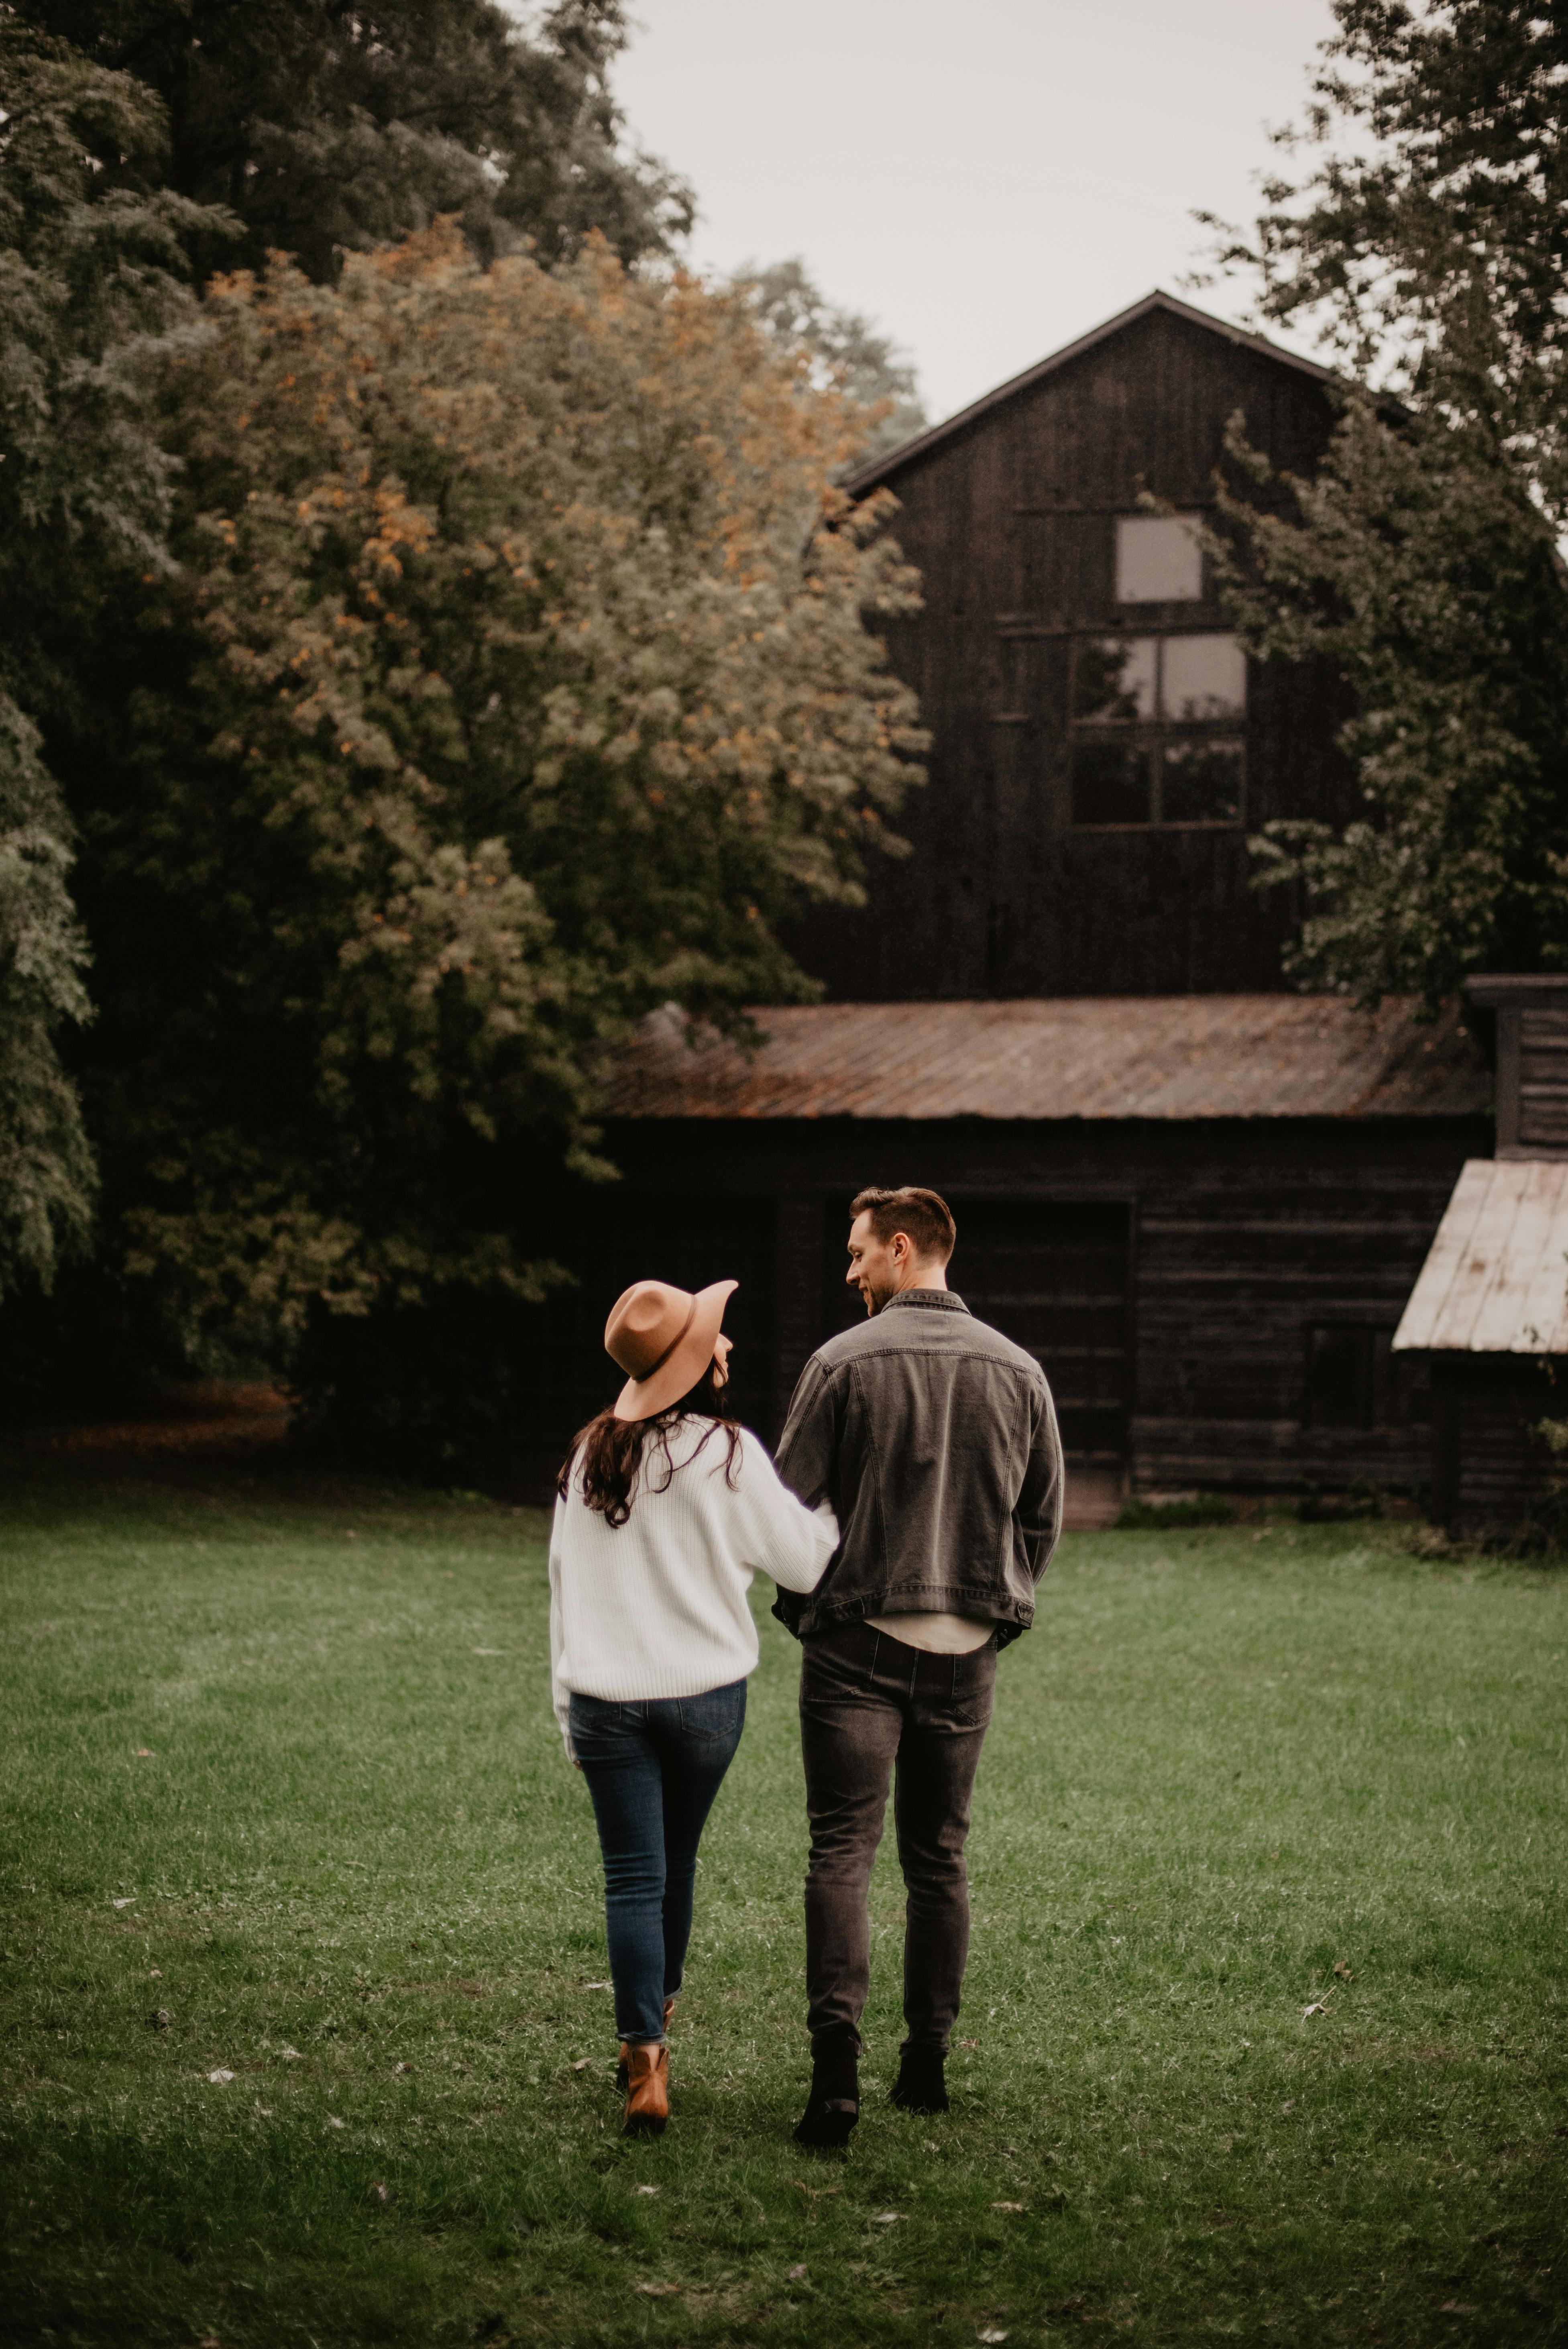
[601,996,1489,1124]
[1393,1159,1568,1354]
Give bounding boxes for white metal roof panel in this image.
[1393,1158,1568,1354]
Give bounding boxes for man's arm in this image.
[770,1354,841,1638]
[774,1355,839,1508]
[1017,1374,1065,1583]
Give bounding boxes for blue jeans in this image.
[570,1681,747,2045]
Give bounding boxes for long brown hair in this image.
[558,1356,744,1529]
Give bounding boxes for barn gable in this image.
[791,290,1352,1003]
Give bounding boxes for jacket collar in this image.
[880,1288,970,1316]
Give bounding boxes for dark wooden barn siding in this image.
[559,1110,1489,1499]
[792,306,1354,1002]
[1430,1358,1564,1539]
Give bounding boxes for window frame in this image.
[1069,630,1248,831]
[1114,511,1206,605]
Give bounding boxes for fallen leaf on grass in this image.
[1333,1960,1354,1980]
[150,2009,171,2030]
[326,2115,345,2129]
[1439,2304,1477,2317]
[978,2331,1009,2344]
[787,2263,808,2282]
[633,2184,660,2196]
[392,2061,412,2075]
[873,2211,900,2225]
[279,2047,303,2061]
[1301,1991,1335,2019]
[198,2335,221,2347]
[207,2069,234,2084]
[111,1897,136,1910]
[135,1748,155,1757]
[958,2037,980,2048]
[571,2058,593,2072]
[634,2282,678,2297]
[582,1981,612,1992]
[991,2200,1026,2213]
[370,2182,394,2204]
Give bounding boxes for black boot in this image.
[792,2032,859,2147]
[890,2045,948,2113]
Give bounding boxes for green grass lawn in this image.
[1,1461,1565,2348]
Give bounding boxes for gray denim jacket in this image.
[772,1290,1064,1647]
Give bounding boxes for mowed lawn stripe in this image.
[0,1465,1564,2347]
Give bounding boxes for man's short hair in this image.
[849,1185,957,1266]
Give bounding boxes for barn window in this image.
[1070,633,1246,826]
[1116,514,1203,603]
[1305,1326,1430,1429]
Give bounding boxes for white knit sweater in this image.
[548,1417,838,1759]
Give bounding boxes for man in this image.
[774,1185,1063,2147]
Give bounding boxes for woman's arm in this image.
[546,1494,578,1763]
[728,1430,840,1593]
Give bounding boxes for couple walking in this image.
[548,1185,1063,2141]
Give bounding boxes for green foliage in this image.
[1203,1,1568,1004]
[1115,1493,1237,1528]
[77,226,922,1368]
[0,22,226,1297]
[1213,398,1568,1005]
[15,0,693,281]
[731,257,928,468]
[2,1475,1565,2344]
[0,699,95,1295]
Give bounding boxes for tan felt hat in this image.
[604,1277,738,1423]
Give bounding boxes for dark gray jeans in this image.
[798,1617,997,2058]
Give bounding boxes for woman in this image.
[550,1276,837,2137]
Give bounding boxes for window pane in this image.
[1072,740,1151,825]
[1073,636,1157,723]
[1116,513,1202,603]
[1162,633,1246,720]
[1161,738,1243,824]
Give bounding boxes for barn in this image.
[1395,976,1568,1540]
[522,291,1492,1515]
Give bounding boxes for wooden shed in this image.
[519,292,1494,1513]
[1394,977,1568,1539]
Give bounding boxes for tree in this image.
[15,0,693,282]
[0,704,95,1297]
[731,258,928,469]
[0,20,225,1294]
[66,225,921,1442]
[1203,0,1568,1004]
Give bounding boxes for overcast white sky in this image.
[612,0,1340,426]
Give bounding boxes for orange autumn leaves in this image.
[122,226,924,1338]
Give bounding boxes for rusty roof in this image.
[1394,1159,1568,1355]
[600,996,1490,1124]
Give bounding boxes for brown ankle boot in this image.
[617,2001,675,2094]
[622,2042,668,2136]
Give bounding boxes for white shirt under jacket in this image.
[549,1418,839,1760]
